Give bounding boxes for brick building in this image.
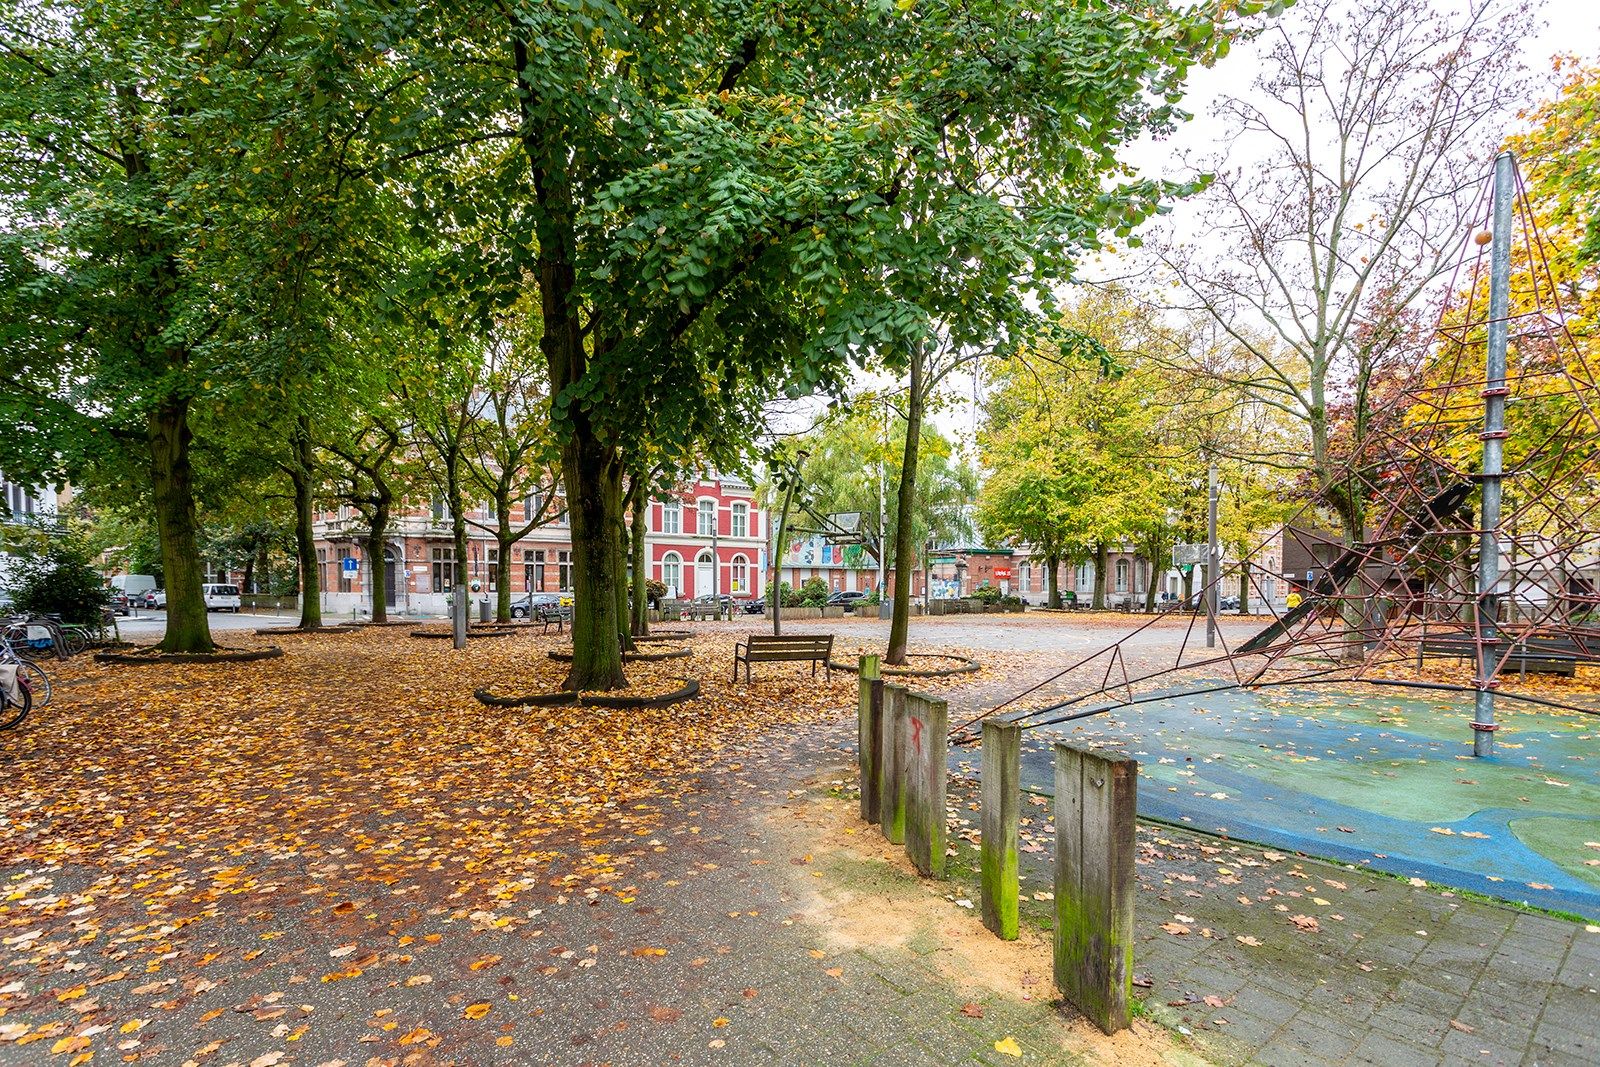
[312,475,766,616]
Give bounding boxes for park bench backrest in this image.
[743,634,833,660]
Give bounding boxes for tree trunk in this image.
[1091,543,1108,610]
[149,399,213,653]
[613,483,634,653]
[290,416,322,630]
[886,347,924,667]
[495,522,514,623]
[254,541,270,596]
[1182,562,1194,603]
[366,498,389,625]
[1143,549,1160,612]
[241,551,256,599]
[1238,559,1251,615]
[561,433,627,690]
[447,456,470,625]
[629,476,650,638]
[1046,553,1061,609]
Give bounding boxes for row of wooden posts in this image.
[856,654,1140,1035]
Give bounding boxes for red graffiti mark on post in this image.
[910,717,924,753]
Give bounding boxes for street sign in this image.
[994,567,1011,579]
[342,557,358,574]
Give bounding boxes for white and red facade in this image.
[312,474,766,616]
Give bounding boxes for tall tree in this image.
[387,0,1274,689]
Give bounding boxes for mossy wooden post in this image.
[858,655,884,822]
[901,690,948,878]
[980,719,1021,939]
[1053,742,1138,1035]
[878,684,906,844]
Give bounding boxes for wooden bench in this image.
[537,607,566,634]
[732,634,834,683]
[1418,638,1578,677]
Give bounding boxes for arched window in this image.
[730,502,748,538]
[698,499,716,536]
[660,553,681,597]
[1115,558,1130,593]
[731,554,749,594]
[660,500,681,535]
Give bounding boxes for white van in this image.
[109,574,158,601]
[202,584,242,612]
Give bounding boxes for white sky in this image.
[919,0,1600,444]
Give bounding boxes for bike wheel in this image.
[16,659,49,709]
[62,627,88,657]
[0,678,30,731]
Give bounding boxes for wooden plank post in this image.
[980,719,1021,939]
[877,684,907,844]
[1053,742,1138,1035]
[858,655,883,823]
[901,690,949,878]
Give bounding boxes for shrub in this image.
[972,583,1002,605]
[862,587,881,605]
[3,525,110,626]
[779,581,802,607]
[644,578,668,605]
[799,577,829,607]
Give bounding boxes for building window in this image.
[524,549,545,592]
[731,554,749,594]
[661,500,681,535]
[1115,558,1130,593]
[661,553,681,597]
[698,499,716,536]
[487,547,498,592]
[340,549,354,593]
[431,546,456,593]
[431,496,449,523]
[1019,562,1031,592]
[3,481,36,516]
[730,502,748,538]
[317,548,327,591]
[557,550,572,591]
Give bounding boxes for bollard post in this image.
[901,691,948,878]
[1053,742,1138,1035]
[878,684,906,844]
[857,655,883,823]
[980,720,1021,940]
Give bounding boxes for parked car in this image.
[742,598,766,615]
[109,590,131,616]
[202,583,242,612]
[693,593,735,608]
[826,590,869,611]
[109,574,157,606]
[511,592,567,619]
[141,589,167,609]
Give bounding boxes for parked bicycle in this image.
[0,637,44,722]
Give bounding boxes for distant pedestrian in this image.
[1286,591,1302,610]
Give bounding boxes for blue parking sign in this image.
[342,557,358,574]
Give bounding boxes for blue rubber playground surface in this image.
[963,683,1600,919]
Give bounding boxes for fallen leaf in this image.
[960,1003,984,1018]
[994,1036,1023,1058]
[463,1003,492,1020]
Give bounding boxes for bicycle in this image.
[0,633,50,709]
[0,662,34,730]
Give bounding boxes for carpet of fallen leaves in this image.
[2,625,978,1063]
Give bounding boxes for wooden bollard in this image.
[858,655,883,823]
[878,685,906,844]
[980,720,1021,939]
[1053,742,1138,1035]
[900,691,948,878]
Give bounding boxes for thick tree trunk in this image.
[241,552,256,599]
[561,434,627,690]
[1144,551,1160,612]
[366,500,389,624]
[1046,553,1061,609]
[149,400,213,653]
[629,476,649,638]
[254,541,270,595]
[290,417,321,630]
[886,350,924,667]
[1238,559,1251,615]
[1091,543,1108,610]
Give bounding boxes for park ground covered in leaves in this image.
[0,626,996,1064]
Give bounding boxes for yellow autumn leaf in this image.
[994,1035,1023,1057]
[463,1003,492,1020]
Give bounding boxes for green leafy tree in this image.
[382,0,1276,688]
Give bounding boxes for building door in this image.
[383,549,397,608]
[695,552,714,598]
